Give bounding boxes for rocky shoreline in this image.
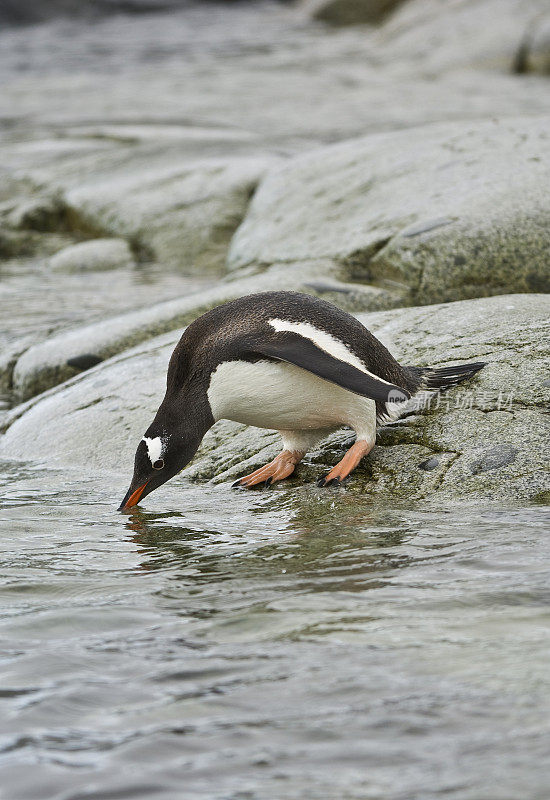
[1,0,549,502]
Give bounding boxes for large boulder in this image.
[228,117,550,305]
[2,294,548,503]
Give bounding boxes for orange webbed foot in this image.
[232,450,304,489]
[317,440,373,487]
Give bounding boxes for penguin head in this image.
[118,429,197,510]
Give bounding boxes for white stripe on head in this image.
[142,436,164,465]
[268,318,395,387]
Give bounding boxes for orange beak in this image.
[119,482,148,511]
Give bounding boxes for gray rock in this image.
[375,0,550,74]
[228,117,550,304]
[0,229,36,258]
[63,157,272,272]
[470,445,519,475]
[1,130,273,280]
[1,0,550,501]
[302,0,403,26]
[7,193,67,232]
[66,354,104,371]
[419,457,440,471]
[2,293,548,502]
[11,289,218,402]
[49,238,135,272]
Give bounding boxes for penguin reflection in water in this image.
[119,291,484,509]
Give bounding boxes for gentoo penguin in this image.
[119,291,484,509]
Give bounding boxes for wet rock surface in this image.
[0,258,213,399]
[2,294,548,502]
[228,117,550,303]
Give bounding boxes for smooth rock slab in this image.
[228,116,550,304]
[2,293,548,502]
[49,238,135,272]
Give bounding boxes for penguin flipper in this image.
[247,332,410,403]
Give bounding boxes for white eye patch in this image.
[142,436,164,465]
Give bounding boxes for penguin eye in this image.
[152,459,164,470]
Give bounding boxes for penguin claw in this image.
[265,477,273,487]
[317,474,342,488]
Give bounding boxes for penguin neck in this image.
[154,386,214,462]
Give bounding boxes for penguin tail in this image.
[413,361,486,392]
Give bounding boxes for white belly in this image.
[207,359,377,443]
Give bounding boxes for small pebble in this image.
[67,354,103,371]
[419,457,440,471]
[470,445,519,474]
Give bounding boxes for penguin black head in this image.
[118,423,204,511]
[119,432,176,510]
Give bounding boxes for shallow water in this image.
[1,460,549,799]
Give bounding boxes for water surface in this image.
[1,461,549,799]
